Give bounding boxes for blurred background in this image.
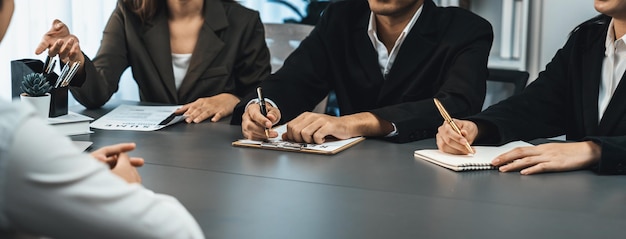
[0,0,596,106]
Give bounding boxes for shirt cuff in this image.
[246,98,278,109]
[385,122,398,137]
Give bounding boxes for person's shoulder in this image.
[570,14,610,38]
[555,14,609,50]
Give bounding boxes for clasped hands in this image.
[436,119,602,175]
[90,143,144,184]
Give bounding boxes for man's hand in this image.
[90,143,144,183]
[241,103,281,140]
[492,141,602,175]
[111,153,142,184]
[90,143,144,168]
[174,93,240,123]
[436,119,478,155]
[282,112,391,144]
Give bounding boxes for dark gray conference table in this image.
[75,103,626,239]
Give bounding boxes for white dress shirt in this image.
[0,102,204,239]
[367,6,423,78]
[599,19,626,121]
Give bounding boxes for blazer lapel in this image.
[377,0,438,102]
[581,41,604,135]
[598,71,626,135]
[177,0,228,99]
[141,9,177,101]
[353,9,385,97]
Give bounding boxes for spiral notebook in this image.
[414,141,533,171]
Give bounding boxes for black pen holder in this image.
[49,85,68,117]
[11,59,44,99]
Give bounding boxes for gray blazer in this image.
[70,0,270,108]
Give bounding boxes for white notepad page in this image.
[414,141,533,171]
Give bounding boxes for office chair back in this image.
[482,68,529,110]
[264,23,314,73]
[264,23,329,113]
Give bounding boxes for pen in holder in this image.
[47,72,68,117]
[49,61,80,117]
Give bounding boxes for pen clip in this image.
[256,87,267,114]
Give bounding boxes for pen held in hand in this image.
[256,87,270,138]
[433,98,475,154]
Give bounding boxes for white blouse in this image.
[172,53,193,90]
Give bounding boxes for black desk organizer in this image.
[11,58,68,117]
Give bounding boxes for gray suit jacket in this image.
[70,0,270,108]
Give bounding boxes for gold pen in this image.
[433,98,475,154]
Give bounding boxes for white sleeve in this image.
[246,98,278,109]
[4,108,204,239]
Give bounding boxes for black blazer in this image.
[232,0,493,143]
[70,0,270,108]
[469,15,626,174]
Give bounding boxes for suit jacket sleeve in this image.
[584,136,626,174]
[69,1,130,109]
[468,38,573,144]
